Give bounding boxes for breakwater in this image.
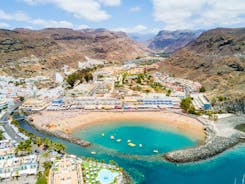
[27,120,91,147]
[163,115,245,163]
[164,135,241,163]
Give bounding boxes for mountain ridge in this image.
[148,30,202,53]
[160,28,245,99]
[0,28,147,77]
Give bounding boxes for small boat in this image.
[101,133,105,136]
[128,143,136,147]
[153,150,159,153]
[127,139,131,143]
[91,151,96,155]
[110,136,115,140]
[139,144,142,147]
[116,139,122,142]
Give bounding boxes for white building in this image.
[78,57,104,69]
[0,154,38,179]
[124,94,180,109]
[191,94,211,110]
[0,98,8,112]
[67,97,122,110]
[55,72,64,84]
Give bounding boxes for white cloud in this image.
[31,19,74,28]
[129,6,141,12]
[52,0,110,21]
[97,0,121,6]
[0,9,90,30]
[0,22,11,28]
[0,10,30,21]
[22,0,122,22]
[152,0,245,30]
[112,25,159,34]
[76,24,90,30]
[113,25,147,33]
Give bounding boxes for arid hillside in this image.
[0,28,146,77]
[160,28,245,99]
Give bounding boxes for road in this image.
[0,102,20,123]
[88,83,101,96]
[0,102,23,142]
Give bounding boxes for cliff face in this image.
[0,28,146,77]
[160,28,245,102]
[148,30,202,53]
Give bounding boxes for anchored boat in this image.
[128,143,136,147]
[153,150,159,153]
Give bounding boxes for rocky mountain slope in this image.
[160,28,245,100]
[148,30,202,53]
[0,28,146,77]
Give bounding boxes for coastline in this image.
[26,118,91,147]
[28,110,245,163]
[30,110,206,142]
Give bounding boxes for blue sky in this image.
[0,0,244,34]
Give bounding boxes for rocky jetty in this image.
[27,120,91,147]
[163,114,245,163]
[164,135,241,163]
[49,130,91,147]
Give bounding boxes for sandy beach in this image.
[30,110,206,141]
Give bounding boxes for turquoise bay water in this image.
[73,121,196,156]
[19,118,245,184]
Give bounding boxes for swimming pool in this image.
[96,169,119,184]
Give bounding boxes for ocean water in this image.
[19,118,245,184]
[73,121,196,156]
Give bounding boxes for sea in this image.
[19,116,245,184]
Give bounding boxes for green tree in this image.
[66,73,76,87]
[19,96,25,102]
[36,172,47,184]
[122,72,128,84]
[188,106,196,114]
[136,77,142,84]
[43,161,52,170]
[84,72,93,82]
[0,130,3,140]
[53,143,66,153]
[180,97,192,112]
[166,89,171,96]
[199,86,206,92]
[66,68,94,88]
[43,161,52,178]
